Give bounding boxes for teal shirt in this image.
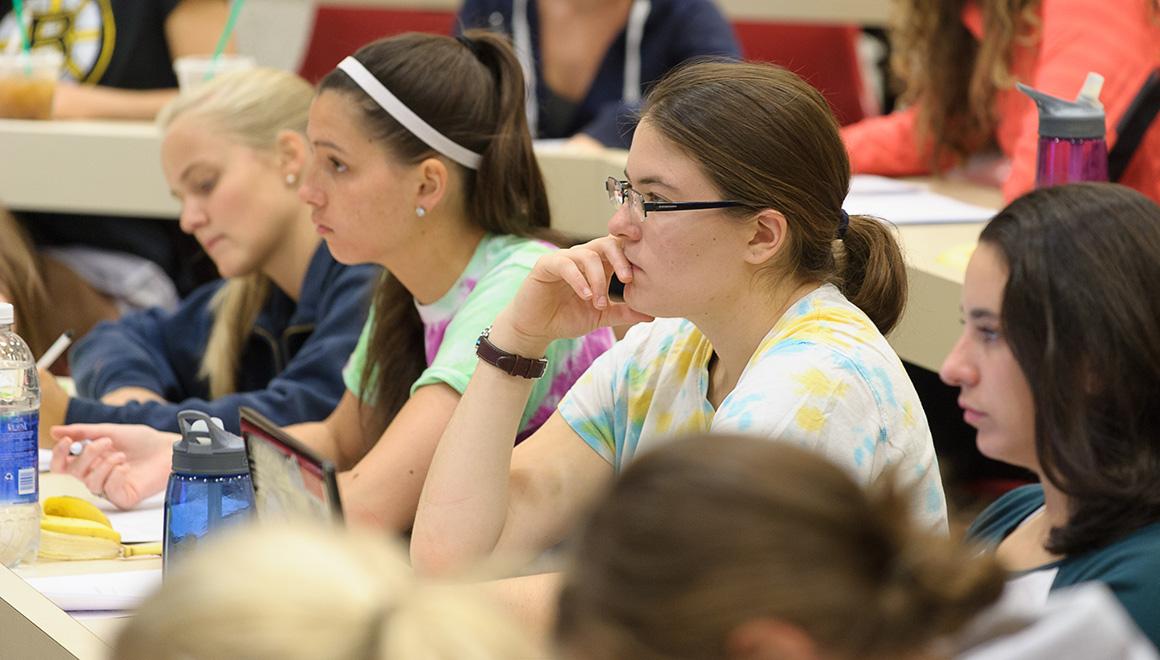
[968,484,1160,648]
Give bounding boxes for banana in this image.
[37,529,122,561]
[38,509,125,561]
[41,496,112,528]
[40,515,122,543]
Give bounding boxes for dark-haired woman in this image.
[412,61,946,583]
[841,0,1160,204]
[50,31,612,525]
[940,182,1160,645]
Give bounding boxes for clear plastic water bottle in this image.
[0,303,40,568]
[163,410,254,572]
[1018,72,1109,188]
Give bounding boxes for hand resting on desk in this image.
[49,423,176,510]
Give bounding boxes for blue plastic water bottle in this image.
[163,410,254,571]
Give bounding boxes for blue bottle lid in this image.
[172,410,249,475]
[1017,72,1106,139]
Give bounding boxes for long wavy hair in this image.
[890,0,1040,167]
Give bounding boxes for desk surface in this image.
[1,474,159,659]
[0,119,996,371]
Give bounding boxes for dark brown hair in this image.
[556,434,1004,660]
[319,31,552,437]
[641,61,907,334]
[980,182,1160,555]
[890,0,1039,168]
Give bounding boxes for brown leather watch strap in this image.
[475,327,548,379]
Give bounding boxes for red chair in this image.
[297,6,457,83]
[733,22,872,125]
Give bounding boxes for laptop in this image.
[239,406,344,524]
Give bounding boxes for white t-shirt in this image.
[558,283,948,529]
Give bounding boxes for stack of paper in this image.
[844,175,996,225]
[22,569,162,612]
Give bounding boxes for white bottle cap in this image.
[1077,72,1105,108]
[0,302,12,325]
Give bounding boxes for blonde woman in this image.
[842,0,1160,203]
[39,68,376,446]
[114,524,543,660]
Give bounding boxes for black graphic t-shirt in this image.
[0,0,182,89]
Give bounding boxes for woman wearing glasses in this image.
[412,61,945,587]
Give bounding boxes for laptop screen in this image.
[239,407,343,524]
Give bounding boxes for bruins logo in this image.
[0,0,115,83]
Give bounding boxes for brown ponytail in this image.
[833,214,908,336]
[641,61,908,334]
[557,434,1004,660]
[319,31,553,437]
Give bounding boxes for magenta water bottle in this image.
[1018,72,1108,188]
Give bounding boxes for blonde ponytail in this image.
[114,524,541,660]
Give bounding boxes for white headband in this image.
[337,56,483,170]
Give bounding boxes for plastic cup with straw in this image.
[207,0,246,80]
[172,0,254,93]
[0,1,63,120]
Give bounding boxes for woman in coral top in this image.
[841,0,1160,203]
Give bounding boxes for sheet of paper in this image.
[99,493,165,544]
[22,568,161,612]
[847,174,920,195]
[844,189,996,225]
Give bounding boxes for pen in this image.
[36,330,74,371]
[69,439,92,456]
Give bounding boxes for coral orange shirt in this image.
[841,0,1160,203]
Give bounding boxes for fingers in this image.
[589,237,633,284]
[103,465,143,511]
[50,438,72,473]
[51,423,121,442]
[540,238,631,310]
[82,451,126,496]
[600,302,655,328]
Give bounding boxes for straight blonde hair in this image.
[114,524,542,659]
[157,68,314,398]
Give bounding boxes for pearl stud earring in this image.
[416,206,427,218]
[285,173,298,186]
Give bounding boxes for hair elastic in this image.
[337,56,483,170]
[837,209,850,240]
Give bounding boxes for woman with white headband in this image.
[49,31,613,529]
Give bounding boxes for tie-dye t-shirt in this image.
[558,283,947,529]
[343,233,614,440]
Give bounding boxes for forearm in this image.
[412,325,544,574]
[484,571,562,643]
[284,420,346,466]
[53,85,179,121]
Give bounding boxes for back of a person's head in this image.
[113,525,540,660]
[979,182,1160,555]
[640,61,907,334]
[157,67,314,150]
[556,434,1004,660]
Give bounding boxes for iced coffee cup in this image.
[0,50,63,120]
[174,54,255,95]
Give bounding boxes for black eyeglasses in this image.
[605,177,747,222]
